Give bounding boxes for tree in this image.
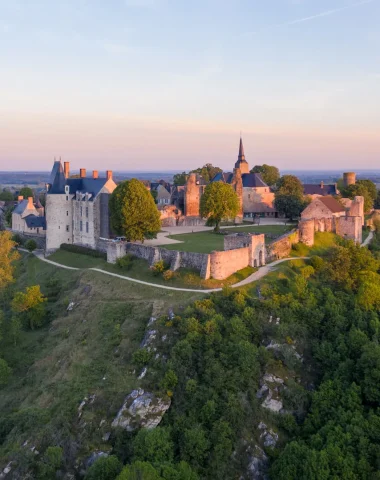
[200,182,240,232]
[133,427,174,465]
[19,187,34,199]
[251,164,280,186]
[109,179,161,242]
[85,456,122,480]
[0,190,14,201]
[37,446,63,480]
[11,285,47,330]
[117,461,163,480]
[0,231,20,290]
[342,182,375,213]
[276,175,304,197]
[25,239,37,252]
[4,207,13,227]
[173,172,188,186]
[0,358,11,386]
[191,164,222,183]
[274,195,305,221]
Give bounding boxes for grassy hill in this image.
[0,254,202,477]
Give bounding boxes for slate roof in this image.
[24,215,46,229]
[48,161,110,198]
[13,199,29,215]
[303,184,338,196]
[318,196,345,213]
[211,172,268,188]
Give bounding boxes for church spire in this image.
[238,136,245,161]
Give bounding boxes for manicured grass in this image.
[291,232,340,258]
[48,250,106,268]
[162,225,293,254]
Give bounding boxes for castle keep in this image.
[45,160,116,252]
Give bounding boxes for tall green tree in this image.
[0,190,14,201]
[19,187,34,199]
[342,181,376,213]
[109,179,161,242]
[173,172,188,186]
[276,175,304,197]
[191,164,222,183]
[200,182,240,232]
[251,164,280,186]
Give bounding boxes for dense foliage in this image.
[109,179,161,242]
[0,189,14,201]
[200,182,240,232]
[251,164,280,186]
[341,179,377,213]
[173,164,223,185]
[19,187,34,199]
[61,242,107,258]
[274,174,307,220]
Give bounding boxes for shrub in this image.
[133,349,153,367]
[151,260,168,276]
[300,265,315,279]
[163,270,174,281]
[292,243,301,252]
[0,359,11,386]
[160,370,178,390]
[85,455,122,480]
[25,239,37,252]
[116,254,134,270]
[60,243,106,258]
[12,233,23,246]
[309,255,324,271]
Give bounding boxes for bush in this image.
[151,260,168,276]
[85,455,122,480]
[163,270,174,281]
[0,359,11,386]
[60,243,106,259]
[25,239,37,252]
[309,255,324,271]
[12,233,23,246]
[133,349,153,367]
[116,254,134,270]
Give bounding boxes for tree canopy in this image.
[250,164,280,186]
[276,175,304,197]
[342,180,377,213]
[173,164,223,185]
[11,285,47,330]
[109,179,161,242]
[200,182,240,232]
[274,175,306,220]
[19,187,34,199]
[0,190,14,201]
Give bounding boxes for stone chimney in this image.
[64,162,70,178]
[27,197,34,209]
[106,170,113,181]
[18,195,23,202]
[320,181,324,189]
[80,168,86,178]
[92,170,99,179]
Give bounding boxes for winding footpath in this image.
[20,231,372,294]
[20,248,308,293]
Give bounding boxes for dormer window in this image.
[65,185,70,194]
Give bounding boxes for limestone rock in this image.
[85,451,108,468]
[262,396,283,413]
[263,373,284,384]
[246,446,268,480]
[111,389,171,431]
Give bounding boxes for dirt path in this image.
[361,231,374,247]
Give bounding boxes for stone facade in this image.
[267,230,300,261]
[184,173,206,217]
[12,196,46,236]
[45,161,116,253]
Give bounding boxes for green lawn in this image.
[162,225,293,254]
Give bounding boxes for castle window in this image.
[86,222,89,233]
[80,221,83,232]
[66,211,68,216]
[66,225,69,232]
[86,207,89,217]
[248,194,251,199]
[80,207,83,216]
[66,196,68,201]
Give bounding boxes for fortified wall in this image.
[107,233,265,281]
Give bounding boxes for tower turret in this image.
[234,136,249,174]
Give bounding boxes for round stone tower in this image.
[299,219,315,246]
[343,172,356,188]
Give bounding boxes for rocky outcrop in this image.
[111,389,171,431]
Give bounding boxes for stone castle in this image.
[45,160,116,253]
[183,137,276,222]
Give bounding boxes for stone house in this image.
[45,160,117,253]
[12,196,46,236]
[156,184,171,206]
[303,182,340,199]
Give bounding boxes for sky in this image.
[0,0,379,172]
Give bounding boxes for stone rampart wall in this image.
[267,229,299,261]
[210,248,250,280]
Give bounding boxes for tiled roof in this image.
[318,196,345,213]
[303,184,337,196]
[24,215,46,229]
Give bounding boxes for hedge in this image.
[60,243,107,259]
